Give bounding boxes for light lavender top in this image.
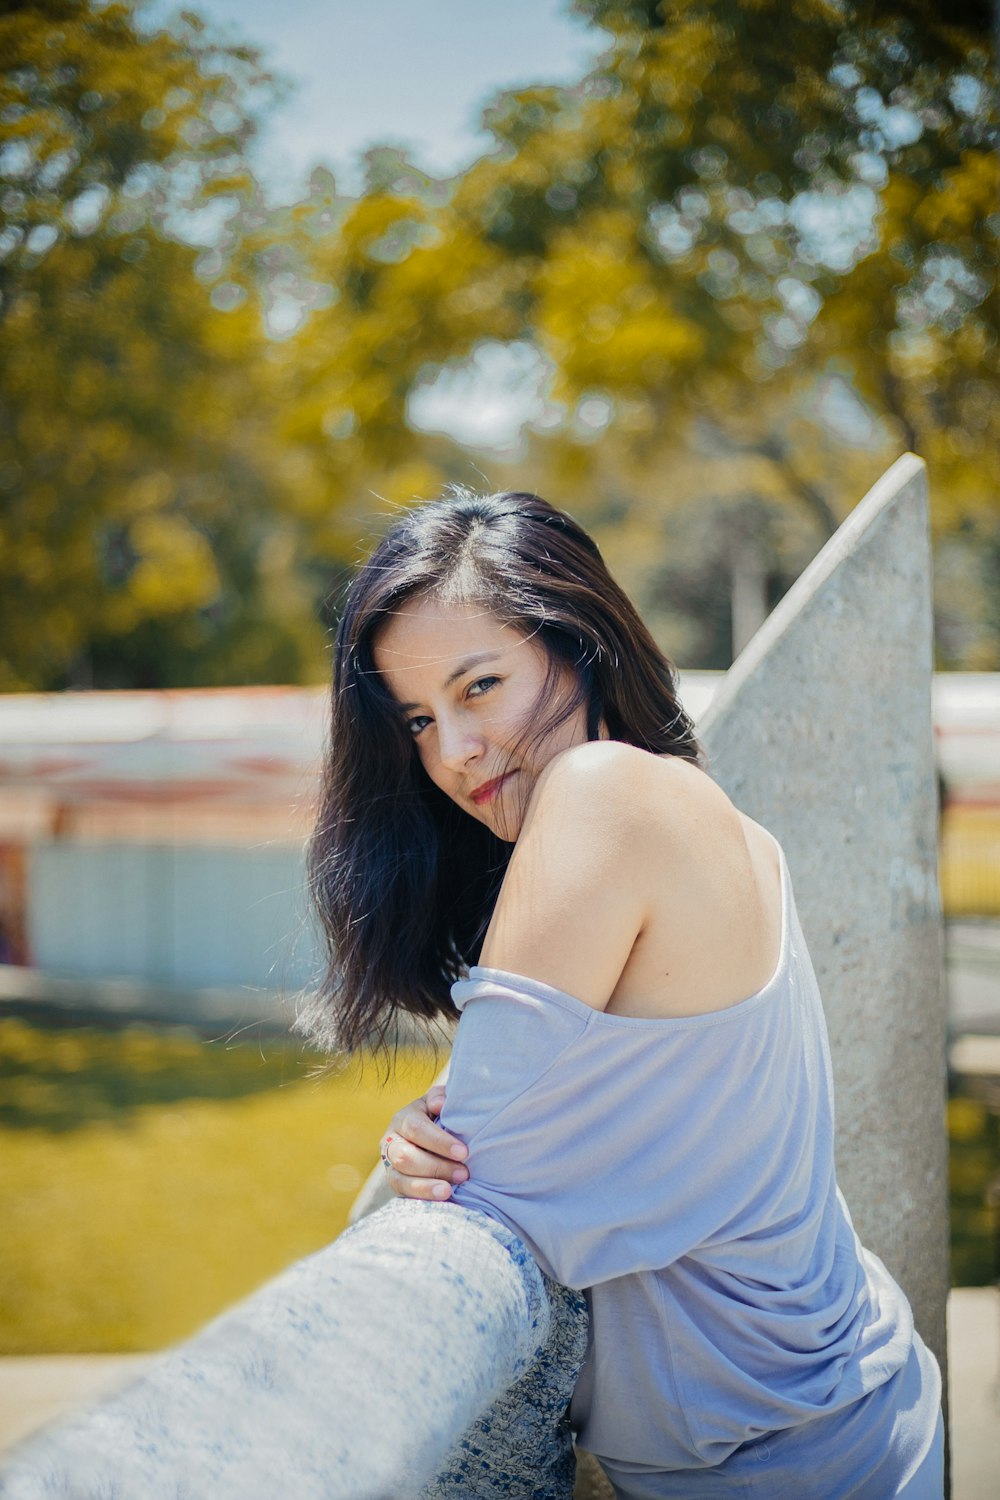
[440,834,916,1469]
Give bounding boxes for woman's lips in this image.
[470,770,517,806]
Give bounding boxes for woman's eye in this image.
[467,676,500,698]
[406,715,431,737]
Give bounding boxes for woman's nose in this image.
[436,717,484,772]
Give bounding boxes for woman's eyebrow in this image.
[397,651,504,711]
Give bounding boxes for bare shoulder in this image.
[523,739,738,858]
[526,738,700,817]
[507,740,658,887]
[478,743,664,1006]
[478,742,752,1011]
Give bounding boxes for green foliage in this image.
[0,0,323,689]
[2,0,997,685]
[273,0,997,662]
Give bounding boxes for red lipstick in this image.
[470,771,517,806]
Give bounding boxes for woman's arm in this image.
[474,741,656,1005]
[385,742,667,1205]
[383,741,650,1199]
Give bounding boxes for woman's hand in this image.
[380,1085,469,1200]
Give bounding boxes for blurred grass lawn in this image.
[0,1017,440,1353]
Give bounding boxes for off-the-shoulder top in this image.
[439,835,916,1469]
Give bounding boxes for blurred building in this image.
[0,688,326,1001]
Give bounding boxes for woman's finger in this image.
[382,1164,459,1202]
[424,1084,447,1117]
[387,1096,467,1165]
[382,1134,469,1185]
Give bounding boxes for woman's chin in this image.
[464,773,525,841]
[476,807,520,843]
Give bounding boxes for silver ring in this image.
[380,1135,393,1171]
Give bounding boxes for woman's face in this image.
[373,594,590,841]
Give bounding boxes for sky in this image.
[145,0,609,200]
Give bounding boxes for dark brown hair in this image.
[297,489,701,1060]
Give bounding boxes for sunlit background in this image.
[0,3,998,1441]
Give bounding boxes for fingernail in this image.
[450,1144,467,1160]
[451,1167,468,1183]
[432,1183,451,1199]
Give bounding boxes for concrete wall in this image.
[700,452,949,1384]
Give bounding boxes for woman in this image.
[306,488,944,1498]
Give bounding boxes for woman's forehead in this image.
[372,595,536,682]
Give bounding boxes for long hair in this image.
[297,489,702,1060]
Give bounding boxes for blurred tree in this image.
[5,0,996,685]
[289,0,997,663]
[0,0,322,689]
